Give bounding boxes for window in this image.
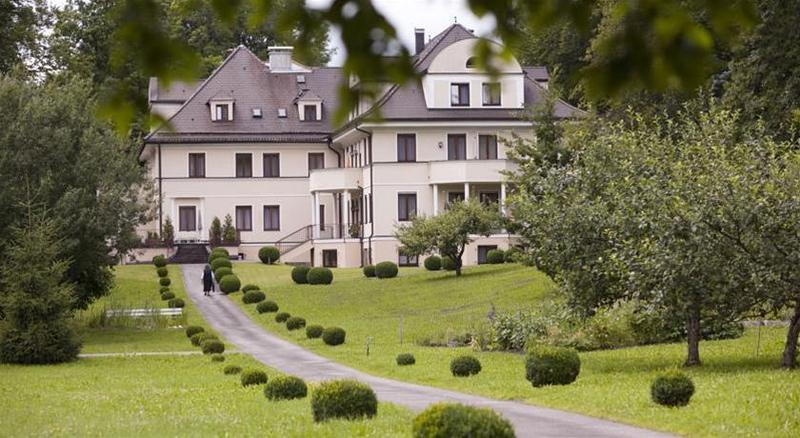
[480,192,500,206]
[235,153,252,178]
[235,206,252,231]
[450,83,470,106]
[466,57,477,68]
[178,206,196,232]
[397,134,416,162]
[397,193,417,221]
[213,103,230,121]
[477,245,498,264]
[308,153,325,173]
[188,153,205,178]
[398,250,418,267]
[478,135,498,159]
[447,134,467,160]
[322,249,338,267]
[263,205,280,231]
[447,191,464,207]
[482,83,501,106]
[303,104,318,121]
[263,153,280,177]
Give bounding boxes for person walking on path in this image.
[202,265,215,296]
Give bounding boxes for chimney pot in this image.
[414,28,425,55]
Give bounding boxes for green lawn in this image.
[231,263,800,437]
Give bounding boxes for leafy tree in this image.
[209,216,222,246]
[222,214,236,243]
[0,0,49,74]
[162,216,175,246]
[395,199,500,276]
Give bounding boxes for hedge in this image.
[223,365,242,375]
[160,291,175,300]
[159,277,171,287]
[241,284,260,293]
[525,346,580,387]
[412,403,515,438]
[311,380,377,422]
[156,267,168,277]
[191,332,218,347]
[264,375,308,401]
[258,246,280,264]
[424,256,442,271]
[396,353,416,366]
[210,257,232,271]
[201,339,225,355]
[167,298,185,308]
[651,371,695,407]
[307,267,333,285]
[152,255,167,268]
[441,256,456,271]
[256,300,279,313]
[450,355,481,377]
[374,261,398,279]
[159,286,170,293]
[210,353,225,362]
[242,290,266,304]
[286,316,306,331]
[504,247,522,263]
[275,312,291,323]
[486,249,505,264]
[363,265,376,278]
[240,369,268,387]
[214,266,233,279]
[185,326,204,338]
[219,274,241,294]
[306,325,324,339]
[291,266,310,284]
[322,327,346,346]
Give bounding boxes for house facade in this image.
[139,25,581,267]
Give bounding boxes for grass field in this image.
[232,263,800,437]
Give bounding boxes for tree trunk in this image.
[685,304,702,367]
[781,299,800,369]
[455,257,463,276]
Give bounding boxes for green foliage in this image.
[449,355,481,377]
[307,267,333,285]
[306,325,323,339]
[242,290,266,304]
[264,375,308,401]
[152,255,167,268]
[240,369,268,387]
[167,298,184,308]
[185,326,204,338]
[160,291,175,300]
[322,327,346,346]
[159,277,171,287]
[486,249,505,264]
[362,265,375,278]
[412,403,515,438]
[258,246,280,264]
[504,247,521,263]
[162,218,175,247]
[275,312,290,323]
[156,266,168,277]
[423,256,441,271]
[159,286,170,293]
[210,257,231,271]
[209,248,229,264]
[311,380,377,422]
[221,214,236,243]
[191,332,217,347]
[201,339,225,355]
[210,353,224,362]
[214,266,232,279]
[257,300,279,314]
[286,317,306,331]
[374,261,398,279]
[525,346,581,387]
[209,217,222,246]
[441,256,456,271]
[241,284,260,293]
[223,364,242,375]
[291,266,310,284]
[219,275,241,294]
[0,0,43,74]
[396,353,415,366]
[651,371,695,407]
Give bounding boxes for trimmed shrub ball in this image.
[504,247,522,263]
[160,291,175,300]
[322,327,346,346]
[242,290,266,304]
[185,326,205,338]
[258,246,280,264]
[424,256,442,271]
[374,261,399,279]
[223,365,242,375]
[396,353,416,366]
[450,355,481,377]
[159,286,170,293]
[168,298,185,308]
[210,353,225,362]
[311,380,377,422]
[201,339,225,355]
[208,250,228,264]
[219,274,241,294]
[275,312,291,323]
[240,369,268,387]
[256,300,279,314]
[156,266,169,277]
[241,284,260,293]
[214,266,233,279]
[412,403,515,438]
[291,266,310,284]
[286,317,306,331]
[307,267,333,285]
[525,346,581,387]
[306,325,324,339]
[264,375,308,401]
[651,371,695,407]
[210,257,232,271]
[159,277,171,287]
[486,249,505,264]
[363,264,376,278]
[152,255,167,267]
[191,332,218,347]
[441,256,457,271]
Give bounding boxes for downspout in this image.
[326,136,341,167]
[327,136,343,239]
[158,143,163,237]
[355,127,373,265]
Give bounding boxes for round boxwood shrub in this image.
[191,332,218,347]
[223,365,242,375]
[412,403,514,438]
[525,346,581,387]
[307,267,333,285]
[322,327,346,346]
[159,277,171,287]
[363,264,376,278]
[504,247,521,263]
[160,291,175,300]
[275,312,291,323]
[185,326,204,338]
[214,266,233,279]
[159,286,170,293]
[208,250,228,264]
[651,371,695,407]
[240,369,268,387]
[257,300,279,313]
[291,266,310,284]
[311,380,377,422]
[396,353,416,366]
[264,375,308,401]
[450,355,481,377]
[201,339,225,355]
[242,290,266,304]
[286,317,306,331]
[210,257,232,271]
[152,255,167,267]
[424,256,442,271]
[486,249,505,264]
[168,298,185,308]
[441,256,456,271]
[258,246,280,264]
[241,284,260,293]
[375,261,399,279]
[219,274,241,294]
[210,353,225,362]
[306,325,324,339]
[156,266,169,277]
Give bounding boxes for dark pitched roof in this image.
[148,78,198,103]
[413,24,477,72]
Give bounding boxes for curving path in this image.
[182,264,672,438]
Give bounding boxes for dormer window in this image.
[210,100,234,121]
[450,83,470,107]
[298,102,322,121]
[482,83,501,106]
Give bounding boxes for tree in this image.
[0,0,48,74]
[221,214,236,244]
[209,216,222,246]
[395,199,500,276]
[162,216,175,247]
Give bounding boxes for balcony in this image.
[428,159,516,185]
[309,167,362,192]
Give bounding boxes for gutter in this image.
[355,127,373,265]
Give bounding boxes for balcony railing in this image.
[274,223,364,255]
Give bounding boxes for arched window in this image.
[465,57,477,69]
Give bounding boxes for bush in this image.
[651,371,695,407]
[311,380,377,422]
[257,300,279,313]
[168,298,185,308]
[209,250,228,264]
[424,256,442,271]
[219,274,241,294]
[291,266,310,284]
[307,267,333,285]
[0,322,81,365]
[286,317,306,331]
[159,286,170,293]
[363,264,376,278]
[441,256,456,271]
[525,346,581,387]
[306,325,324,339]
[159,277,171,287]
[275,312,291,323]
[375,261,398,279]
[152,255,167,267]
[210,257,232,271]
[322,327,346,346]
[486,249,505,264]
[214,266,233,279]
[210,353,225,362]
[264,375,308,401]
[504,247,522,263]
[185,326,205,338]
[201,339,225,355]
[191,332,218,347]
[258,246,280,264]
[240,369,268,387]
[241,284,260,293]
[160,291,175,300]
[156,266,168,277]
[450,355,481,377]
[242,290,266,304]
[223,365,242,375]
[412,403,515,438]
[396,353,416,366]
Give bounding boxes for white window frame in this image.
[210,101,234,121]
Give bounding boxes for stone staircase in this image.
[169,244,209,264]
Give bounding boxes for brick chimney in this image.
[267,46,293,72]
[414,28,425,55]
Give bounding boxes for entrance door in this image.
[178,206,196,232]
[477,245,497,264]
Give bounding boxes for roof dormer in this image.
[209,98,234,122]
[296,89,322,122]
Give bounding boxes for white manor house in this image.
[138,24,581,267]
